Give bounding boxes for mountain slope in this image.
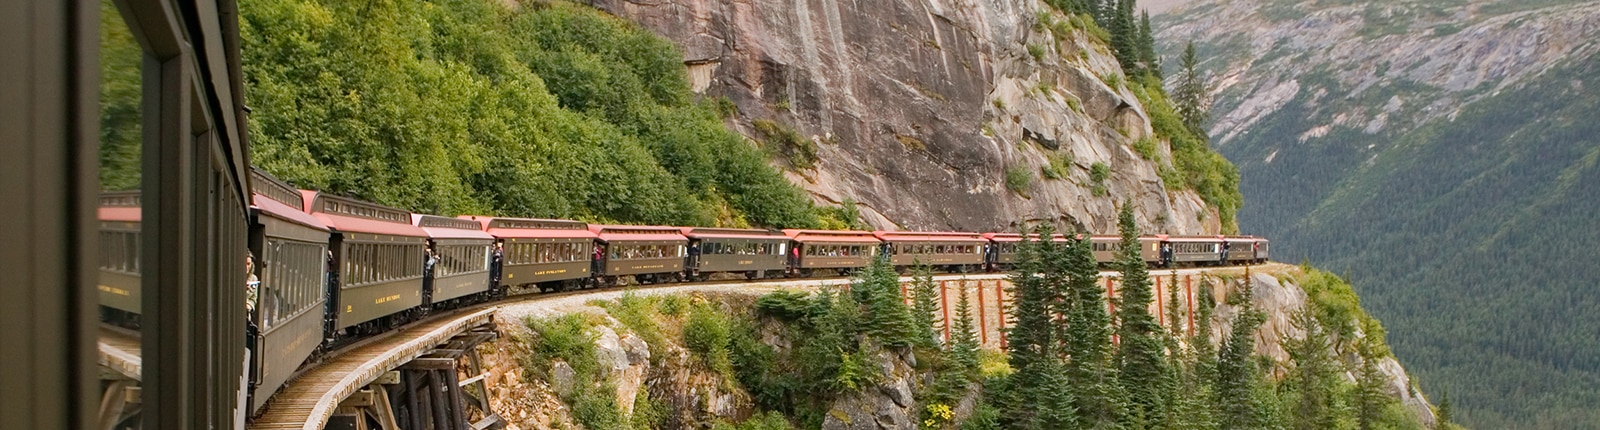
[1156,0,1600,427]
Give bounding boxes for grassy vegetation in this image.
[522,313,635,429]
[1131,136,1160,160]
[1005,166,1035,196]
[1090,162,1110,196]
[1040,152,1073,180]
[752,119,819,170]
[236,0,821,228]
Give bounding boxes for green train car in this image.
[783,229,881,276]
[464,217,595,294]
[591,225,687,285]
[875,231,988,272]
[306,192,427,335]
[682,228,789,280]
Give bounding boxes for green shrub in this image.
[752,119,819,170]
[1089,162,1110,196]
[595,292,668,360]
[1027,43,1047,62]
[1132,136,1160,160]
[685,303,735,376]
[1005,166,1034,195]
[523,314,628,429]
[1040,153,1072,180]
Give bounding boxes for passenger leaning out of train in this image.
[245,252,259,313]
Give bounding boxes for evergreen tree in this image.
[1001,229,1056,426]
[1110,0,1141,76]
[1187,279,1222,430]
[1216,285,1266,429]
[1285,311,1348,430]
[1036,361,1082,429]
[1355,340,1394,430]
[949,279,981,377]
[1138,10,1160,79]
[854,254,916,347]
[1193,279,1219,383]
[1173,41,1211,136]
[910,262,942,348]
[1114,201,1169,424]
[1435,389,1454,429]
[1064,232,1126,428]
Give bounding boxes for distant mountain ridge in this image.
[1154,0,1600,428]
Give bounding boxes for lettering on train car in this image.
[99,285,130,296]
[375,294,401,304]
[535,269,568,276]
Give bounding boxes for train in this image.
[97,168,1269,417]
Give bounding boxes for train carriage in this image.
[681,228,789,280]
[1165,235,1226,266]
[413,215,495,305]
[305,191,429,334]
[591,225,688,285]
[875,231,987,272]
[1253,238,1271,263]
[465,217,595,293]
[97,191,143,319]
[784,229,882,276]
[245,170,331,413]
[1225,236,1258,265]
[1090,235,1165,267]
[981,232,1068,270]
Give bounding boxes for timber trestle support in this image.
[325,329,504,430]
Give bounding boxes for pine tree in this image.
[1114,201,1169,424]
[1002,228,1056,426]
[1186,278,1221,430]
[1173,41,1211,136]
[910,262,942,348]
[1064,232,1125,428]
[1110,0,1141,76]
[949,279,981,377]
[1216,284,1266,430]
[1355,339,1394,430]
[1435,389,1454,429]
[1138,10,1160,79]
[1286,311,1346,430]
[854,254,917,347]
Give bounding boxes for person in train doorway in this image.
[489,242,504,295]
[1218,243,1229,266]
[244,251,260,369]
[1160,242,1173,268]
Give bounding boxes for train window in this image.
[94,0,147,386]
[260,238,325,331]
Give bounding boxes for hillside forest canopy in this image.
[237,0,825,228]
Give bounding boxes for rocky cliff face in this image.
[585,0,1219,234]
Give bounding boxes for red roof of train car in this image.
[588,225,688,243]
[411,214,493,240]
[782,229,882,244]
[873,231,988,243]
[679,227,789,241]
[301,190,427,237]
[251,193,328,231]
[456,216,597,240]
